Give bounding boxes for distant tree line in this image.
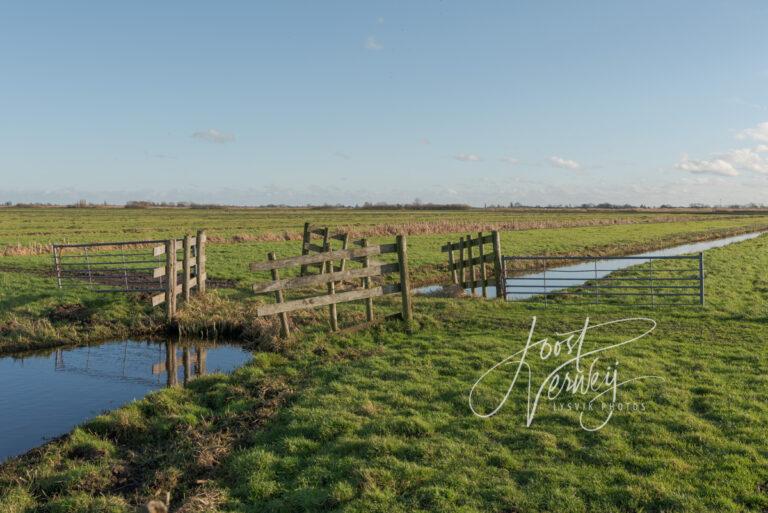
[1,200,767,210]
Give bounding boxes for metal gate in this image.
[502,253,704,306]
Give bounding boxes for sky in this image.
[2,1,768,206]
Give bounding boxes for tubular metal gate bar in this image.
[502,253,704,306]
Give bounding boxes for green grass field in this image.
[1,221,768,512]
[2,207,768,353]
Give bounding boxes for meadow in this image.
[0,216,767,512]
[2,207,768,352]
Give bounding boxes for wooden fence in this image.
[251,235,413,337]
[441,231,504,298]
[53,230,206,320]
[150,230,207,319]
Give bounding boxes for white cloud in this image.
[454,153,482,162]
[500,156,519,165]
[365,36,383,50]
[191,129,235,144]
[675,147,768,176]
[548,156,581,170]
[736,121,768,142]
[675,154,739,176]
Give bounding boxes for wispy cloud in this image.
[377,16,385,24]
[500,156,519,165]
[365,36,383,50]
[419,137,431,145]
[736,121,768,142]
[548,156,581,170]
[333,151,351,160]
[191,129,235,144]
[454,153,482,162]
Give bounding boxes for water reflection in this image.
[47,340,229,389]
[0,339,251,461]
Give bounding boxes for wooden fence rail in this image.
[441,230,504,298]
[251,234,412,338]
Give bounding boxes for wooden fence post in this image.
[165,239,177,320]
[447,241,458,284]
[478,232,488,298]
[325,236,338,330]
[182,235,191,302]
[362,238,374,322]
[491,230,505,300]
[196,229,206,294]
[269,252,291,338]
[467,234,476,296]
[300,222,311,276]
[458,236,466,288]
[397,235,413,329]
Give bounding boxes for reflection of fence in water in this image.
[52,341,210,387]
[503,253,705,306]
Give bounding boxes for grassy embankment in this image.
[2,208,768,353]
[1,231,767,512]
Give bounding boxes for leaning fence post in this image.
[196,229,206,294]
[447,241,458,284]
[397,234,413,329]
[268,252,290,338]
[182,235,191,302]
[165,239,177,320]
[300,222,311,276]
[492,230,505,300]
[698,252,704,306]
[325,238,338,331]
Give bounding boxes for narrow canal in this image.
[0,339,251,462]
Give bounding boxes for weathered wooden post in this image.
[182,347,191,386]
[268,252,291,338]
[397,234,413,329]
[362,238,374,322]
[300,222,311,276]
[458,236,466,288]
[325,239,338,331]
[165,239,177,320]
[698,252,704,306]
[447,241,458,284]
[196,229,206,294]
[478,232,488,298]
[182,234,191,302]
[491,230,505,300]
[467,234,477,295]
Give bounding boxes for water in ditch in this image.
[415,231,766,300]
[0,339,251,462]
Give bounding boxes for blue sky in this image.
[2,1,768,206]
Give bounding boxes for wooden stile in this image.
[478,231,487,297]
[183,235,191,301]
